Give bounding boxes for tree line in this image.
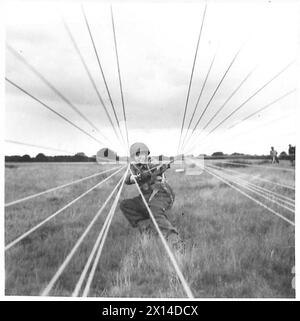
[5,152,96,162]
[5,149,294,163]
[207,151,291,160]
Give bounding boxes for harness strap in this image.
[148,189,159,203]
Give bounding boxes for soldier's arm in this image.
[155,163,171,175]
[125,165,136,185]
[125,172,133,185]
[148,163,170,183]
[125,165,141,185]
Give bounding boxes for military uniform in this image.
[120,162,183,249]
[270,148,279,164]
[289,145,295,165]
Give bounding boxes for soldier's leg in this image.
[149,192,184,251]
[119,195,149,228]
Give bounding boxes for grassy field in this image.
[5,160,295,298]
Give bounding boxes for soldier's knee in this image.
[120,199,129,211]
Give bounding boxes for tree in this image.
[73,152,88,162]
[5,155,22,162]
[212,152,224,157]
[279,151,288,159]
[35,153,48,162]
[21,154,31,162]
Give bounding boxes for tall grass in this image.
[5,162,295,297]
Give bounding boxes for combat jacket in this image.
[125,163,175,204]
[270,150,278,157]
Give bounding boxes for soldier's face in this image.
[135,153,148,164]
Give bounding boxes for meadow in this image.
[5,160,295,298]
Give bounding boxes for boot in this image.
[137,219,154,235]
[166,232,185,254]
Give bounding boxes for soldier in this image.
[288,144,295,166]
[119,142,184,252]
[270,146,279,164]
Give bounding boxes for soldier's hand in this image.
[155,175,162,181]
[130,173,141,182]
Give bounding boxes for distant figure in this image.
[270,146,279,164]
[288,144,295,166]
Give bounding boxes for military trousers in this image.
[119,190,178,238]
[271,156,279,164]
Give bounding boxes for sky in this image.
[4,0,299,157]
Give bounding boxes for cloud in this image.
[5,1,297,156]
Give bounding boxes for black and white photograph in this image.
[1,0,298,300]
